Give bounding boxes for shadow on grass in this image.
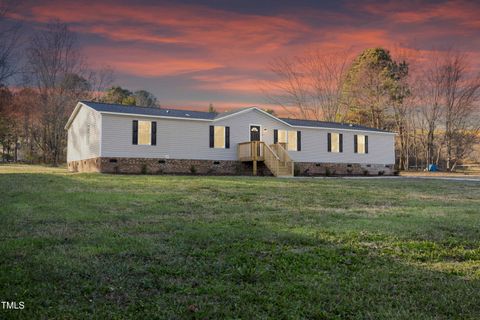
[2,222,480,319]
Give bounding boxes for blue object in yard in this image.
[428,164,437,172]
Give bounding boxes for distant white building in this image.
[65,101,395,176]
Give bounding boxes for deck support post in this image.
[252,141,258,176]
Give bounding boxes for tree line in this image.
[0,4,159,165]
[265,47,480,171]
[1,1,479,169]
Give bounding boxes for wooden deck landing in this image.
[237,141,294,177]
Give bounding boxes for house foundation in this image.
[295,162,394,176]
[68,157,394,176]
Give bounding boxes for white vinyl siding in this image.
[67,105,101,162]
[297,128,393,164]
[95,108,394,164]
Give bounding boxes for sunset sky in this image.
[8,0,480,111]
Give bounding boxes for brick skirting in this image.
[68,157,394,176]
[68,157,273,176]
[295,162,394,176]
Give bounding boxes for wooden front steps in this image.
[238,141,294,177]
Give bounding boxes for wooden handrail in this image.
[270,143,294,176]
[263,143,280,161]
[263,143,282,176]
[271,143,292,163]
[237,141,293,177]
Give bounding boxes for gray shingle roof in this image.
[81,101,216,120]
[80,101,392,133]
[280,118,391,133]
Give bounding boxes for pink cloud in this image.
[191,75,268,93]
[15,1,310,53]
[8,0,480,104]
[354,0,480,28]
[83,46,223,77]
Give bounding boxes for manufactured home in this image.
[65,101,395,176]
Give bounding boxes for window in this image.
[209,126,230,149]
[331,133,340,152]
[278,130,287,144]
[132,120,156,145]
[275,129,300,151]
[214,126,225,148]
[287,131,297,151]
[328,132,343,153]
[138,121,152,145]
[357,135,366,153]
[354,135,368,154]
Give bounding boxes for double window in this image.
[132,120,157,145]
[274,129,301,151]
[209,126,230,149]
[354,134,368,154]
[327,132,343,153]
[327,133,369,153]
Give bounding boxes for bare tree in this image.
[412,49,480,170]
[391,80,414,170]
[84,66,114,101]
[390,47,424,170]
[0,0,21,84]
[12,88,41,162]
[25,22,112,165]
[442,51,480,170]
[263,49,352,121]
[302,50,351,121]
[417,53,446,166]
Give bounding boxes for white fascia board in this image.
[64,102,100,130]
[64,102,83,130]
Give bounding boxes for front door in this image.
[250,125,261,141]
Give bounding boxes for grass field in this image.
[1,165,480,319]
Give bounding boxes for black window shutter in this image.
[297,131,301,151]
[273,129,278,144]
[225,126,230,149]
[339,134,343,153]
[327,133,331,152]
[365,135,369,153]
[209,126,214,148]
[151,121,157,145]
[354,135,358,153]
[132,120,138,145]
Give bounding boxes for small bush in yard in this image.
[190,165,197,174]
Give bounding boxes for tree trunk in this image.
[14,138,18,162]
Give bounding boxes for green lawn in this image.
[1,165,480,319]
